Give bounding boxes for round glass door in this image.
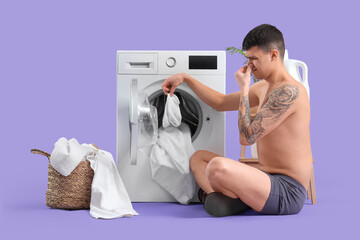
[129,79,158,165]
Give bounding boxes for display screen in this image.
[189,56,217,69]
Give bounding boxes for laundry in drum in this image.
[149,92,197,204]
[149,91,199,137]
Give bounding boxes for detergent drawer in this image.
[117,53,158,75]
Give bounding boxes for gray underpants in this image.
[259,170,307,215]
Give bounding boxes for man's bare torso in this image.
[254,79,313,190]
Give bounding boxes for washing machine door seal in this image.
[129,78,158,165]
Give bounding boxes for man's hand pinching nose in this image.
[235,64,253,90]
[246,63,254,74]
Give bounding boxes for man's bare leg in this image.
[190,150,252,216]
[189,150,222,194]
[206,156,271,212]
[190,150,271,214]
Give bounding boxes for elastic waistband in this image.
[278,174,306,192]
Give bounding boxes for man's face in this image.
[244,46,275,80]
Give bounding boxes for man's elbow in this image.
[239,133,258,145]
[213,95,226,112]
[239,136,252,146]
[214,104,225,112]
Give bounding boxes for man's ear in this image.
[270,49,279,62]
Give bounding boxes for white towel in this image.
[162,94,182,128]
[50,138,92,176]
[50,137,138,219]
[86,147,139,219]
[150,123,196,205]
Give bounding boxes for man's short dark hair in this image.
[242,24,285,60]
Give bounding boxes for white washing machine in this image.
[116,50,226,202]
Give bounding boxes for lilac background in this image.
[1,0,359,239]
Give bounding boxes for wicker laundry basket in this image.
[31,145,98,210]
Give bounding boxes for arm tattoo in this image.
[238,84,299,145]
[238,95,264,145]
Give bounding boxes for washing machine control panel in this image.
[166,57,176,68]
[116,51,225,75]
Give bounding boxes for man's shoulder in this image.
[252,79,267,88]
[271,81,309,113]
[249,80,266,96]
[282,81,308,102]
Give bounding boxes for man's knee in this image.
[190,150,206,172]
[206,157,228,182]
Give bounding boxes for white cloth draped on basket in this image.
[150,94,196,204]
[50,137,138,219]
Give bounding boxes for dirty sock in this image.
[204,192,250,217]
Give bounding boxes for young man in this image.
[161,24,313,216]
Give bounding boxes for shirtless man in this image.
[161,24,313,216]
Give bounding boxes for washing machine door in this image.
[129,78,158,165]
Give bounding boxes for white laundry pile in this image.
[150,94,196,204]
[50,137,138,219]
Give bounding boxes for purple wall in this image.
[1,0,358,239]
